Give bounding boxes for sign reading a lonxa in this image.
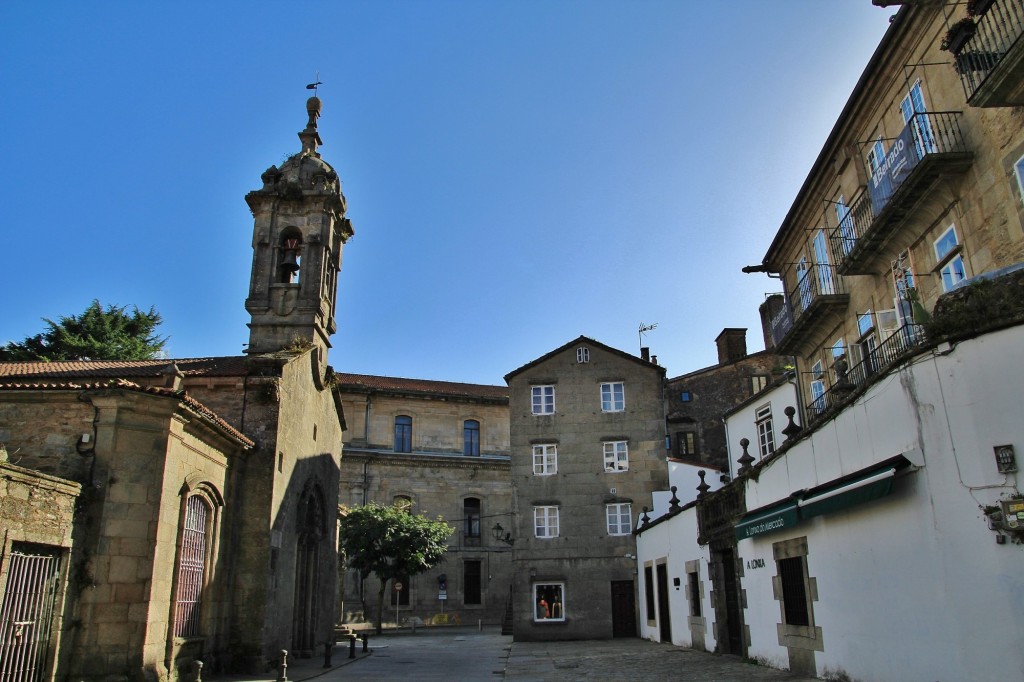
[868,125,919,214]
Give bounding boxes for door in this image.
[795,258,812,312]
[810,360,826,414]
[610,580,636,638]
[901,81,936,158]
[720,549,744,655]
[812,230,834,294]
[0,545,62,682]
[655,564,672,643]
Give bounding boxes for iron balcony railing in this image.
[803,322,926,421]
[768,263,847,352]
[955,0,1024,104]
[829,111,970,274]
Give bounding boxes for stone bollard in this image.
[323,641,333,668]
[277,649,288,682]
[194,661,203,682]
[361,634,370,653]
[349,635,357,659]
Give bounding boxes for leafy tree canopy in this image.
[0,299,168,361]
[338,502,452,632]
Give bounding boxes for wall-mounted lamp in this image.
[492,523,514,546]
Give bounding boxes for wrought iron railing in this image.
[769,264,846,348]
[803,322,926,420]
[955,0,1024,101]
[830,111,968,270]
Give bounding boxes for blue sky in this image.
[1,1,894,385]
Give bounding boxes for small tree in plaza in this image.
[338,502,452,633]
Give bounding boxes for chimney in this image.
[641,347,650,362]
[715,328,747,364]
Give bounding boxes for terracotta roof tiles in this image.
[333,373,508,401]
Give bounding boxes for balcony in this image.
[954,0,1024,107]
[830,112,973,275]
[768,264,849,355]
[802,322,926,425]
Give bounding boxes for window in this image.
[394,415,412,453]
[393,494,413,510]
[606,502,632,535]
[677,431,697,457]
[534,582,565,621]
[934,225,967,292]
[901,80,936,158]
[810,360,825,414]
[679,391,691,402]
[857,310,875,338]
[866,137,886,173]
[534,506,559,538]
[812,229,835,295]
[174,495,210,637]
[532,444,557,475]
[463,497,481,541]
[755,404,775,457]
[750,375,768,394]
[835,194,855,255]
[779,557,809,627]
[1016,154,1024,203]
[603,441,629,472]
[463,419,480,456]
[464,560,482,605]
[687,570,702,617]
[600,382,625,412]
[576,346,589,363]
[531,385,555,415]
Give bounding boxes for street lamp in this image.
[492,523,514,545]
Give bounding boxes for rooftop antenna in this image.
[638,322,658,352]
[305,71,322,95]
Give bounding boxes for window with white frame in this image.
[534,582,564,621]
[934,225,967,292]
[531,385,555,415]
[532,444,557,475]
[600,382,625,412]
[755,404,775,457]
[606,502,632,535]
[603,441,629,472]
[576,346,589,363]
[1015,154,1024,204]
[810,360,825,414]
[533,506,559,538]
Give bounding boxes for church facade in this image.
[0,97,350,679]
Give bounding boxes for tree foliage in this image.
[0,300,167,361]
[338,502,452,633]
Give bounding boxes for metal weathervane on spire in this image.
[305,71,323,95]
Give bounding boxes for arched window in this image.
[174,495,211,637]
[464,497,481,545]
[393,495,413,510]
[463,419,480,456]
[278,232,303,284]
[394,416,412,453]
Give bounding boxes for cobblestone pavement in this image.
[506,638,819,681]
[205,628,820,682]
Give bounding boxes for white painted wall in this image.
[724,380,798,480]
[650,460,725,517]
[738,327,1024,681]
[635,505,715,651]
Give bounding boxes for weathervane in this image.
[305,71,322,95]
[638,322,658,351]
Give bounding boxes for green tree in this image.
[0,300,167,361]
[338,502,452,634]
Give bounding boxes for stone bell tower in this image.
[244,96,354,356]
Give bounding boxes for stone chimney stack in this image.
[715,328,747,365]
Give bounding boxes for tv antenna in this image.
[638,322,658,351]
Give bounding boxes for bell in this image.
[279,249,299,273]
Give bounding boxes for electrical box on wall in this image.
[1000,499,1024,529]
[994,444,1017,473]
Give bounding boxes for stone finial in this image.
[782,406,802,441]
[697,470,710,498]
[669,486,681,511]
[737,438,755,475]
[161,362,184,391]
[299,97,323,156]
[640,506,651,527]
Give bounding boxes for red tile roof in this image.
[333,373,508,401]
[0,357,249,380]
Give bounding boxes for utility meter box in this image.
[1000,499,1024,530]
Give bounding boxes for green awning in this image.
[797,467,895,520]
[735,501,799,541]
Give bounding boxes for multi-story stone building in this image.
[637,4,1024,680]
[335,374,513,628]
[505,336,668,641]
[0,96,351,679]
[666,327,790,472]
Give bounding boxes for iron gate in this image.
[0,545,62,682]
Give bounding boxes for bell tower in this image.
[244,96,354,356]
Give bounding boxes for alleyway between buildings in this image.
[207,628,820,681]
